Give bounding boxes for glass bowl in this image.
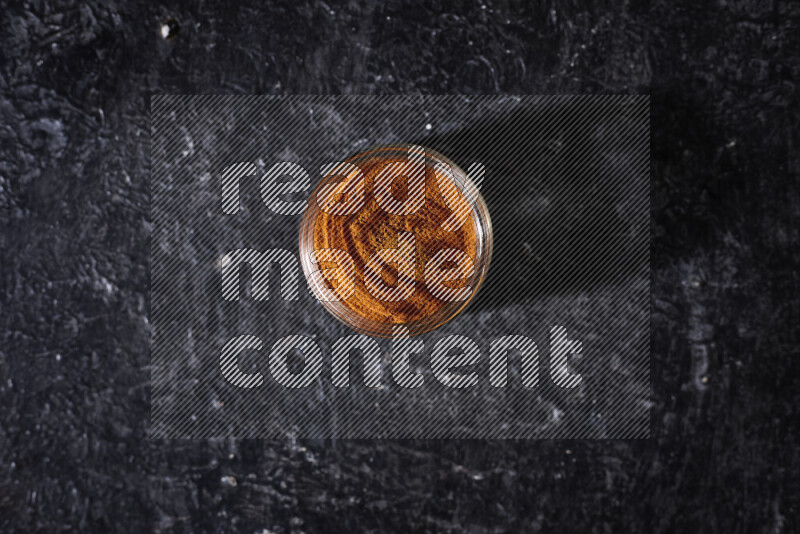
[299,144,493,338]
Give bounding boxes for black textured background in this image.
[1,0,798,532]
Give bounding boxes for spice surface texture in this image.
[311,147,480,325]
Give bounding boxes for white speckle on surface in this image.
[181,133,194,157]
[552,407,563,422]
[94,276,115,295]
[425,123,432,130]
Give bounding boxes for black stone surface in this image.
[1,0,798,532]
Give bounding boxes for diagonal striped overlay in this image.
[150,95,650,439]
